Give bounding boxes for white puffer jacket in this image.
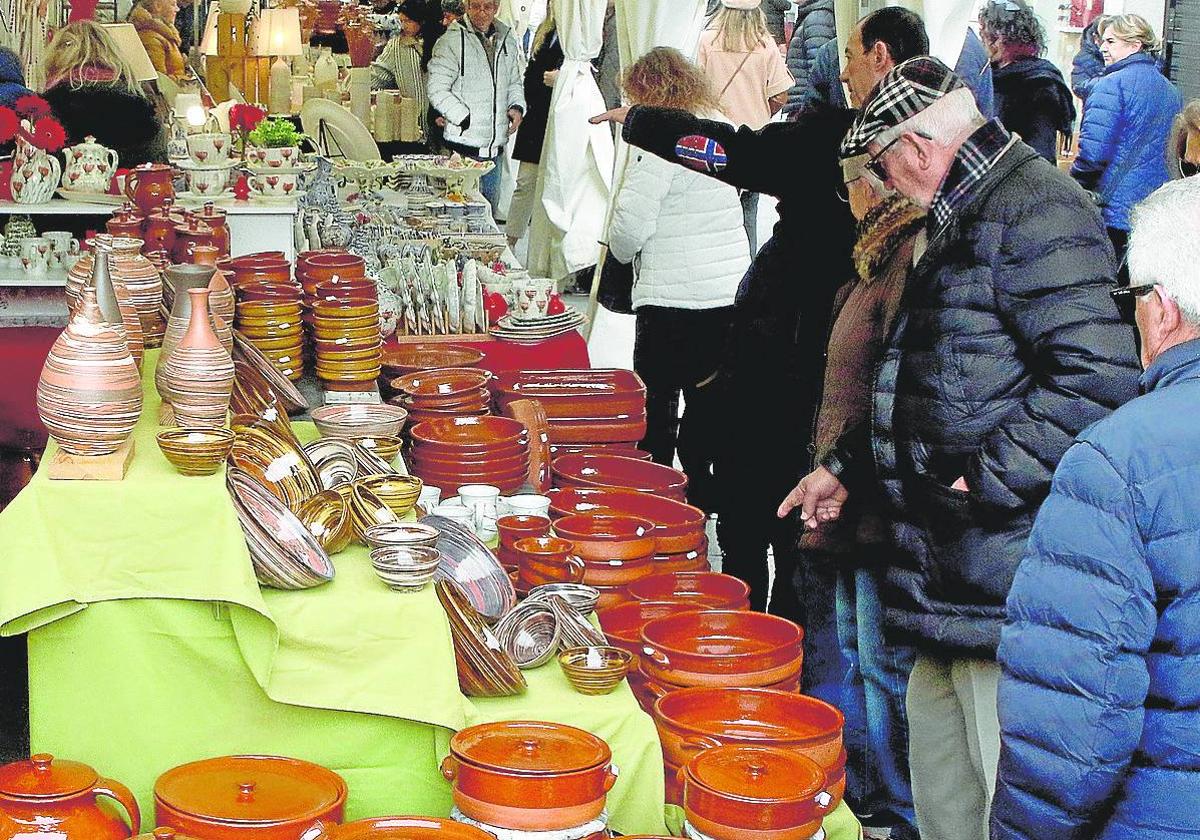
[427,17,526,153]
[608,127,750,311]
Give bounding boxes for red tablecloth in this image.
[0,328,57,450]
[385,332,590,375]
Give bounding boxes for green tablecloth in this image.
[1,350,666,835]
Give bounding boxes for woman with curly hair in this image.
[1168,98,1200,179]
[40,20,167,169]
[978,0,1075,163]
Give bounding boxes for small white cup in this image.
[432,503,473,528]
[458,484,501,539]
[43,231,79,268]
[18,237,49,274]
[501,494,552,518]
[418,485,443,511]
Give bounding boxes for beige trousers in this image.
[906,654,1000,840]
[505,161,541,242]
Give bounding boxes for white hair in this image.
[873,88,985,150]
[1128,178,1200,325]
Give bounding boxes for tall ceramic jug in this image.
[0,754,140,840]
[155,289,235,428]
[89,240,145,370]
[160,264,221,362]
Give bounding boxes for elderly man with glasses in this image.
[992,177,1200,839]
[794,56,1140,840]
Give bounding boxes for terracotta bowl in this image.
[409,416,527,451]
[628,571,751,611]
[558,645,633,695]
[393,367,492,401]
[580,554,654,588]
[156,428,235,476]
[311,404,408,439]
[381,343,486,376]
[598,599,702,665]
[552,513,657,560]
[410,449,528,473]
[551,454,688,501]
[592,583,633,612]
[641,610,804,685]
[547,487,706,553]
[497,514,552,549]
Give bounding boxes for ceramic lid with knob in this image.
[450,722,611,775]
[687,746,826,803]
[154,755,347,825]
[0,754,98,798]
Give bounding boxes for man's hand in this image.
[590,106,631,126]
[543,69,559,88]
[777,466,849,530]
[951,476,969,492]
[507,107,523,135]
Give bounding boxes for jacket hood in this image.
[994,56,1076,129]
[0,48,24,86]
[454,14,511,41]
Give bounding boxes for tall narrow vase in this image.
[155,289,235,429]
[37,286,143,455]
[89,240,145,370]
[160,264,222,361]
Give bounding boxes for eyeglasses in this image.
[1180,159,1200,178]
[865,135,903,183]
[1110,283,1157,302]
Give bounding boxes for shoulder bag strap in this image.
[717,49,755,100]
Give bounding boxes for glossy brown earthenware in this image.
[640,610,804,687]
[552,513,657,561]
[551,455,688,502]
[628,572,751,611]
[547,488,706,554]
[299,816,493,839]
[0,753,140,840]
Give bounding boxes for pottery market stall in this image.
[0,350,667,836]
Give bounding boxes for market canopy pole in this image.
[526,0,615,282]
[582,0,707,350]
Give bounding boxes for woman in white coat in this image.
[608,47,751,512]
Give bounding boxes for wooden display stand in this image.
[205,12,269,104]
[46,439,135,481]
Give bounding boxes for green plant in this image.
[247,118,305,149]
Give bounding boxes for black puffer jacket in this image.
[873,138,1140,657]
[783,0,835,116]
[992,57,1075,163]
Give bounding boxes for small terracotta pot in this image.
[0,753,140,840]
[513,536,585,590]
[497,514,551,549]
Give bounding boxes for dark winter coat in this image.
[783,0,835,116]
[763,0,792,45]
[801,37,847,114]
[622,104,856,499]
[1070,18,1105,101]
[43,79,167,170]
[992,56,1076,163]
[511,32,563,164]
[0,47,32,108]
[992,339,1200,840]
[1070,51,1181,231]
[873,137,1140,657]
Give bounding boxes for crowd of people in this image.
[589,2,1196,839]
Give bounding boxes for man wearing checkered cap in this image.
[793,56,1141,840]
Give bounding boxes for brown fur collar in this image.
[130,6,181,45]
[853,196,926,282]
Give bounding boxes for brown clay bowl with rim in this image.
[497,514,551,549]
[156,427,236,476]
[393,367,492,401]
[237,282,301,301]
[410,448,528,474]
[592,583,633,612]
[381,343,486,376]
[640,610,804,685]
[551,454,688,501]
[551,513,657,561]
[546,487,705,553]
[558,645,633,695]
[628,571,751,611]
[580,553,655,587]
[597,599,702,664]
[354,435,402,464]
[409,416,527,452]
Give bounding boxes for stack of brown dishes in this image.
[494,369,647,448]
[597,599,701,708]
[234,280,305,382]
[227,468,335,589]
[628,572,752,611]
[637,610,805,710]
[653,686,847,809]
[552,513,658,611]
[548,487,707,556]
[436,579,526,697]
[312,293,382,391]
[391,368,492,428]
[551,454,688,502]
[409,416,529,495]
[380,343,485,399]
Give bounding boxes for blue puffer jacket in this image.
[993,338,1200,840]
[1070,52,1181,230]
[1070,18,1105,101]
[783,0,835,116]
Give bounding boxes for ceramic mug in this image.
[43,231,80,268]
[499,494,552,519]
[431,503,473,528]
[19,237,50,273]
[187,167,231,196]
[418,485,442,511]
[457,484,501,538]
[248,171,301,198]
[250,146,300,168]
[186,131,232,165]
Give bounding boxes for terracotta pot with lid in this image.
[441,721,618,832]
[681,746,834,840]
[0,753,141,839]
[153,755,347,840]
[299,817,493,839]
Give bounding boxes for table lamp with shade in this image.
[257,8,303,115]
[102,23,160,83]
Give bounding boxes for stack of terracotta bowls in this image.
[409,416,529,494]
[653,687,848,810]
[494,369,647,448]
[441,721,618,836]
[305,257,380,391]
[548,487,707,558]
[380,342,486,400]
[391,368,492,427]
[597,599,702,709]
[551,454,688,502]
[629,571,752,611]
[637,610,805,710]
[551,513,659,611]
[228,253,305,382]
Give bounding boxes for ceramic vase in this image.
[160,264,222,362]
[155,289,235,429]
[109,238,165,347]
[36,286,143,456]
[9,135,61,205]
[87,241,145,371]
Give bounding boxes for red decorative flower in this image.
[13,94,52,120]
[29,116,67,153]
[0,107,19,143]
[229,103,267,132]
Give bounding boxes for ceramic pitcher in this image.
[9,139,61,205]
[0,754,140,840]
[62,135,120,193]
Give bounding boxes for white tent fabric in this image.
[526,0,615,281]
[585,0,708,370]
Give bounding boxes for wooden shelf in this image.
[0,268,68,287]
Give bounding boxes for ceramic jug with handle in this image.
[0,753,141,840]
[62,135,120,193]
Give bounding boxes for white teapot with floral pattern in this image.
[60,135,119,193]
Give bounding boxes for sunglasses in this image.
[1111,282,1156,325]
[1181,160,1200,178]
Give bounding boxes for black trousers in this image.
[633,305,734,514]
